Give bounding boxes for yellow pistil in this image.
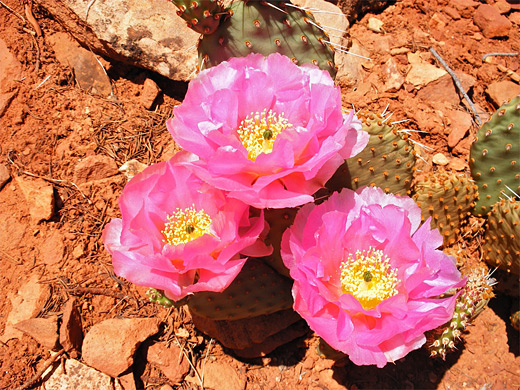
[162,205,212,245]
[340,248,400,310]
[236,109,292,161]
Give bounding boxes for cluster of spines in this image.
[428,269,495,359]
[327,110,416,196]
[146,288,175,308]
[197,0,337,77]
[469,95,520,216]
[171,0,229,35]
[481,198,520,276]
[412,169,478,246]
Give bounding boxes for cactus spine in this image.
[469,95,520,216]
[412,169,478,246]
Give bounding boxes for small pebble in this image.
[433,153,449,165]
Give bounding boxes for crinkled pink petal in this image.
[167,53,369,208]
[281,186,465,367]
[102,151,270,301]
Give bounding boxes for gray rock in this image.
[38,0,199,80]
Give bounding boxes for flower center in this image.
[340,248,399,310]
[162,205,212,245]
[236,109,292,161]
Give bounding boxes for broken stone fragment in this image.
[146,342,190,383]
[119,159,148,180]
[73,155,119,184]
[15,176,55,223]
[0,164,10,190]
[59,297,84,358]
[82,318,160,377]
[0,274,51,343]
[140,78,161,110]
[43,357,119,390]
[473,4,512,38]
[14,316,60,351]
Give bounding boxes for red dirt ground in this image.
[0,0,519,389]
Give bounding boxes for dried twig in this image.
[24,1,41,36]
[482,52,519,62]
[0,0,25,23]
[15,349,65,390]
[429,47,482,126]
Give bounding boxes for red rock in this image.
[73,155,119,184]
[59,297,83,358]
[451,0,478,17]
[0,38,22,94]
[0,274,51,343]
[494,0,511,14]
[40,230,65,265]
[446,109,473,148]
[0,90,17,118]
[140,78,161,110]
[146,342,190,383]
[202,361,245,390]
[0,164,10,189]
[14,176,55,223]
[486,81,520,107]
[509,12,520,25]
[381,57,405,92]
[474,4,512,38]
[82,318,159,377]
[48,32,112,97]
[14,317,60,351]
[444,6,461,20]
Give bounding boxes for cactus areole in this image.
[171,0,338,77]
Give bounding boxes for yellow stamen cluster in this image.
[162,205,212,245]
[236,109,292,161]
[340,248,400,310]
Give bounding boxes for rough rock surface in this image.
[486,80,520,107]
[146,342,190,384]
[47,32,112,96]
[0,164,10,189]
[0,38,22,116]
[14,176,55,223]
[73,155,119,184]
[14,317,60,351]
[82,318,159,377]
[37,0,199,80]
[0,275,51,343]
[39,230,66,265]
[59,297,83,358]
[202,361,245,390]
[42,358,121,390]
[473,4,512,38]
[140,78,161,110]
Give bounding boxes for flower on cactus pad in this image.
[167,53,368,209]
[102,151,271,301]
[281,186,466,368]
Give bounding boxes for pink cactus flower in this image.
[281,187,465,367]
[102,151,271,301]
[167,53,368,209]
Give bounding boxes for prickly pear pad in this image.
[167,53,368,209]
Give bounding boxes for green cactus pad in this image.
[481,198,520,276]
[412,169,478,247]
[197,0,337,78]
[263,207,297,278]
[326,110,416,196]
[187,257,294,320]
[171,0,229,34]
[469,95,520,216]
